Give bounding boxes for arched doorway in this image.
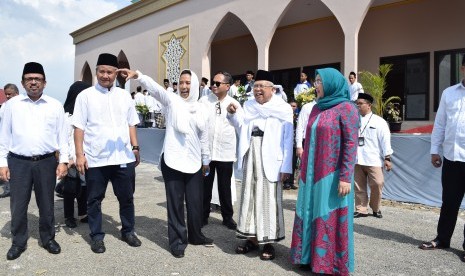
[210,12,258,84]
[117,50,130,89]
[269,0,343,100]
[80,62,93,85]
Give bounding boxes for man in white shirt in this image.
[163,79,174,93]
[229,78,241,97]
[0,62,68,260]
[244,70,255,99]
[0,83,19,199]
[227,69,293,260]
[73,53,141,254]
[199,71,239,230]
[134,86,145,105]
[295,100,316,160]
[293,72,311,99]
[348,72,364,101]
[419,56,465,262]
[353,93,393,219]
[200,77,211,98]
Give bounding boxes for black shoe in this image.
[373,211,383,218]
[6,246,26,260]
[354,212,368,218]
[80,216,88,223]
[0,191,10,198]
[122,233,142,247]
[190,237,214,247]
[283,184,291,190]
[171,250,185,258]
[43,240,61,254]
[65,218,77,228]
[55,193,64,199]
[91,240,106,253]
[290,184,298,190]
[222,219,237,230]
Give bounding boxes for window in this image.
[434,49,465,111]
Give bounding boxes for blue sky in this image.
[0,0,131,103]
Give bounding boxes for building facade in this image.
[71,0,464,121]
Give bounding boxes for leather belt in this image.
[9,152,55,162]
[251,129,264,137]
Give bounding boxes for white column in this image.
[321,0,373,75]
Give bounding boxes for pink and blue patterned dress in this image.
[290,101,359,275]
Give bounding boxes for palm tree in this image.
[358,64,401,120]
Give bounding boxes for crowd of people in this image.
[0,53,464,274]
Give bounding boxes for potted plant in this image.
[135,104,151,128]
[359,64,402,131]
[384,101,402,132]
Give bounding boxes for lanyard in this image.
[359,113,373,137]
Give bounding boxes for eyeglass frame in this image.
[23,77,45,84]
[313,80,322,87]
[253,83,274,89]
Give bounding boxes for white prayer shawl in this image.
[230,95,294,182]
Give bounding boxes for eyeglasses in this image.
[215,102,221,115]
[212,81,227,87]
[253,84,274,89]
[313,80,322,87]
[24,77,44,84]
[356,101,369,106]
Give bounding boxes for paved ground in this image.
[0,162,463,275]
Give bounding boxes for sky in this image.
[0,0,131,103]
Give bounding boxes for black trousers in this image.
[160,156,206,254]
[203,161,234,221]
[8,155,57,248]
[85,162,136,241]
[436,158,465,249]
[63,185,87,219]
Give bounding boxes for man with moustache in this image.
[73,53,141,254]
[199,71,239,229]
[0,62,68,260]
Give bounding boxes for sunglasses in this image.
[212,81,228,87]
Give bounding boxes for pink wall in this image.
[269,18,344,70]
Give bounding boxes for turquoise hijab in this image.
[315,68,350,110]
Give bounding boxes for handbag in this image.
[62,167,81,197]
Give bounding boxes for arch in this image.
[268,0,344,98]
[80,61,93,85]
[117,50,131,89]
[205,12,258,82]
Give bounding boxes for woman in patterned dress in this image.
[290,68,359,275]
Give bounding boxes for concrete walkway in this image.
[0,162,463,275]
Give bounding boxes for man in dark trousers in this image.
[419,55,465,263]
[199,71,239,229]
[73,53,141,254]
[0,62,68,260]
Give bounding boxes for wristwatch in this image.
[132,146,140,151]
[384,156,391,162]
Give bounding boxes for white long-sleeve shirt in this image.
[295,101,316,148]
[72,84,139,167]
[349,81,364,101]
[136,72,210,173]
[0,94,69,166]
[431,81,465,161]
[356,112,393,167]
[199,94,239,162]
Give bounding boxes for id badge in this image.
[358,137,365,147]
